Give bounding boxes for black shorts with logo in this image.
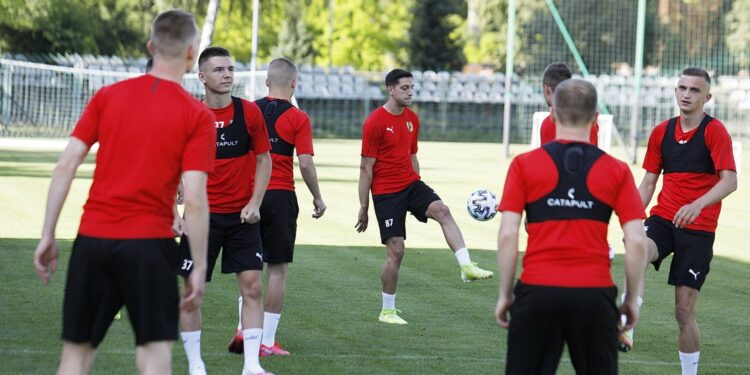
[506,282,619,375]
[645,215,715,291]
[260,190,299,264]
[372,180,441,244]
[177,212,264,281]
[62,235,179,347]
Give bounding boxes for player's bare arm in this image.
[495,211,521,329]
[298,153,326,218]
[34,137,89,284]
[411,154,420,175]
[242,151,271,224]
[181,170,209,312]
[637,172,660,208]
[620,219,648,332]
[355,157,376,232]
[673,169,737,228]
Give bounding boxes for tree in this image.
[271,0,315,65]
[725,0,750,70]
[304,0,413,71]
[407,0,466,71]
[0,0,206,57]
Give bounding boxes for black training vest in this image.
[661,115,715,174]
[526,142,613,224]
[255,97,295,156]
[216,96,252,159]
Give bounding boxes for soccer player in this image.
[539,62,599,145]
[355,68,494,325]
[33,9,214,374]
[494,79,648,374]
[227,57,326,356]
[177,46,273,375]
[618,67,737,375]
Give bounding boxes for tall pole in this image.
[250,0,260,98]
[630,0,647,164]
[502,0,516,158]
[329,0,335,68]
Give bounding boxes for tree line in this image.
[1,0,748,75]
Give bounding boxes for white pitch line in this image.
[2,347,749,369]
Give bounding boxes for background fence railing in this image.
[1,58,748,146]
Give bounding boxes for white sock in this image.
[261,312,281,347]
[679,351,700,375]
[454,248,471,266]
[236,295,243,330]
[242,328,264,373]
[382,292,396,310]
[180,330,203,369]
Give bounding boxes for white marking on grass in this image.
[2,347,749,369]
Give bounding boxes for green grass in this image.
[1,138,749,374]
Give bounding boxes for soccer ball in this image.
[466,189,498,221]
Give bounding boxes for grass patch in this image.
[1,139,749,373]
[1,239,749,374]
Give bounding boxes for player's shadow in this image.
[0,149,94,178]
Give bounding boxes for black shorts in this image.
[178,212,264,281]
[260,190,299,264]
[372,180,441,244]
[506,282,619,375]
[645,215,715,291]
[62,235,179,347]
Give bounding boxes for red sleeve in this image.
[589,122,599,145]
[642,121,667,173]
[705,120,737,172]
[612,164,646,225]
[498,156,526,213]
[245,101,271,155]
[540,115,556,144]
[293,112,314,156]
[411,114,419,154]
[182,107,216,172]
[71,88,105,146]
[361,112,382,158]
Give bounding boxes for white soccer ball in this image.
[466,189,498,221]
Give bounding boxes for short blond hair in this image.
[267,57,298,86]
[150,9,198,58]
[553,79,598,128]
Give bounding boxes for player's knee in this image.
[674,303,695,326]
[385,239,405,260]
[240,277,262,301]
[429,202,451,221]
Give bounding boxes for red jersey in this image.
[361,106,420,195]
[499,141,645,287]
[540,114,599,145]
[257,97,314,191]
[207,98,271,213]
[72,75,215,239]
[642,115,736,232]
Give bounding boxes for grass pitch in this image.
[1,138,749,374]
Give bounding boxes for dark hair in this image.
[543,62,573,90]
[385,69,413,87]
[681,67,711,85]
[150,9,197,58]
[145,58,153,73]
[553,79,598,127]
[198,46,231,70]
